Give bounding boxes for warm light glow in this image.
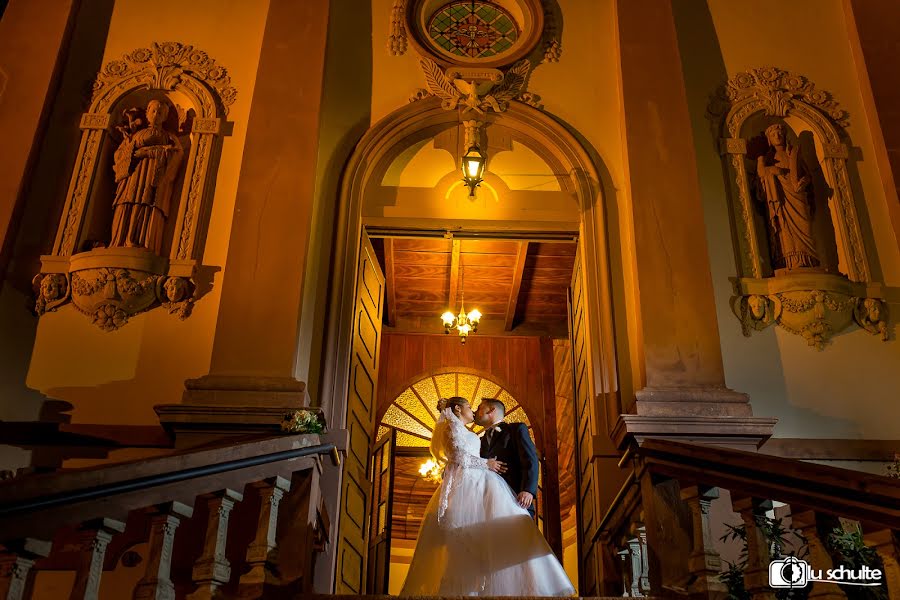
[439,303,481,343]
[464,157,481,178]
[460,145,486,197]
[419,459,442,482]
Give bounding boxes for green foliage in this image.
[718,515,810,600]
[826,526,888,600]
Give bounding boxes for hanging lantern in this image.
[460,145,486,197]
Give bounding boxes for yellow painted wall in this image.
[677,0,900,438]
[22,0,270,426]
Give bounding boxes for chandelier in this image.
[440,264,481,343]
[418,459,443,482]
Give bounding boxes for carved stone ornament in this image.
[37,42,232,330]
[388,0,408,56]
[730,276,889,350]
[416,56,535,114]
[712,67,892,348]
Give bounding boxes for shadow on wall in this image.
[303,0,373,415]
[671,1,900,440]
[670,0,866,439]
[0,0,115,441]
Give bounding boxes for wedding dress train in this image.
[400,408,575,597]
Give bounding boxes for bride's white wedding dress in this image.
[400,408,575,597]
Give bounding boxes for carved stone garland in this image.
[710,67,888,349]
[34,42,235,330]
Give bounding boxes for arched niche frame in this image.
[35,42,235,331]
[323,95,619,444]
[712,67,890,349]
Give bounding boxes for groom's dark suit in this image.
[480,421,539,516]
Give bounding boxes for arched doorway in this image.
[321,97,622,596]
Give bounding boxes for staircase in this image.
[0,433,335,599]
[596,439,900,599]
[3,436,899,599]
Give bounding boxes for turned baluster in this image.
[627,534,646,598]
[617,546,631,597]
[790,509,842,599]
[238,476,291,598]
[681,485,726,598]
[186,489,242,600]
[863,528,899,599]
[133,501,193,600]
[0,539,51,600]
[278,465,323,593]
[69,518,125,600]
[732,496,775,600]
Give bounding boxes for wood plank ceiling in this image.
[372,237,577,336]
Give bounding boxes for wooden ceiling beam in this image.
[504,241,529,331]
[384,238,397,326]
[448,239,461,309]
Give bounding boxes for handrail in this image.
[597,439,900,539]
[0,442,336,518]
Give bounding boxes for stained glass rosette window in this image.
[428,1,520,60]
[377,372,531,447]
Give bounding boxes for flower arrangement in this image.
[885,453,900,479]
[281,409,324,434]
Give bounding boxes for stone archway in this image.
[322,94,621,595]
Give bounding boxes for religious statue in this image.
[755,123,820,271]
[110,99,183,254]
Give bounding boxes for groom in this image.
[475,398,539,516]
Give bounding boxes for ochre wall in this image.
[9,0,270,429]
[676,0,900,439]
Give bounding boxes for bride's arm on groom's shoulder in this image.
[514,423,540,496]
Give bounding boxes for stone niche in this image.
[710,67,890,349]
[34,42,235,331]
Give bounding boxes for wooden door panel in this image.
[568,246,600,595]
[367,429,395,594]
[336,233,385,594]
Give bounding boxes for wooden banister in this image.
[595,439,900,598]
[635,439,900,528]
[0,435,336,542]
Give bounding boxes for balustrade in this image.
[597,439,900,599]
[0,434,335,600]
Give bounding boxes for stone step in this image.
[297,594,661,600]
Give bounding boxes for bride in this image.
[400,397,575,596]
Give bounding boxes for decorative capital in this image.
[80,112,111,130]
[192,118,221,134]
[822,142,849,159]
[719,137,747,155]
